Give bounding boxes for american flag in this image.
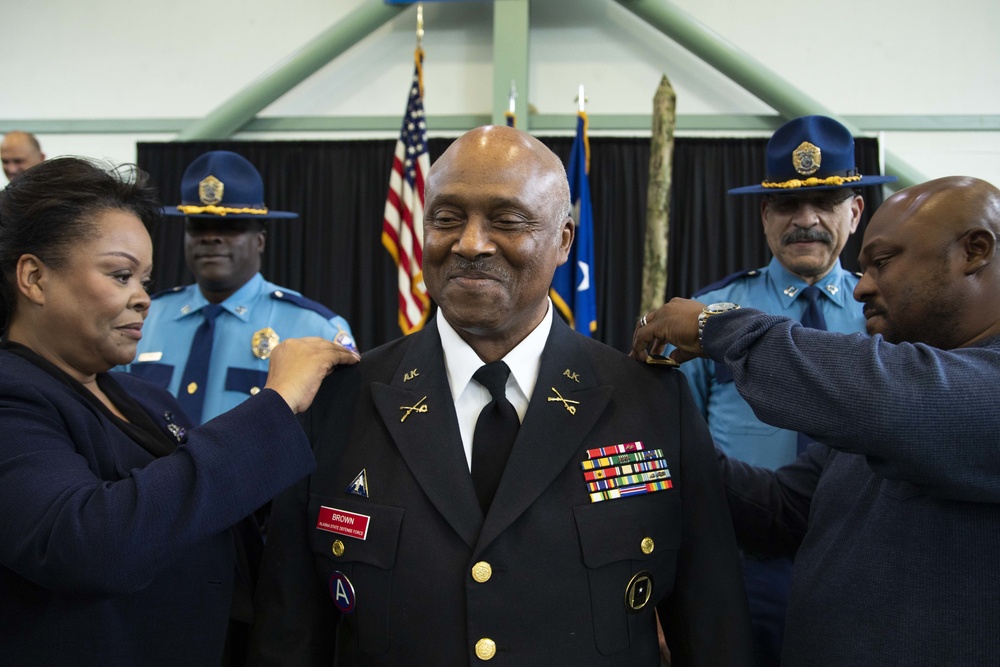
[382,48,431,334]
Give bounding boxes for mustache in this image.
[448,258,512,282]
[782,228,833,246]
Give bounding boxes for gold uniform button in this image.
[250,386,260,396]
[331,539,345,557]
[475,638,496,660]
[471,561,492,583]
[186,382,198,395]
[640,537,655,555]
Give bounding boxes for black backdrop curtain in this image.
[137,136,883,353]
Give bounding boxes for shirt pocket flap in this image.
[129,362,174,388]
[225,367,269,396]
[308,495,405,570]
[574,493,682,568]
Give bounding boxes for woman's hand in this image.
[264,337,360,414]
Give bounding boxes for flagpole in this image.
[505,80,517,128]
[416,3,423,47]
[574,85,591,174]
[415,4,424,94]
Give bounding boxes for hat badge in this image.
[198,175,224,206]
[792,142,821,176]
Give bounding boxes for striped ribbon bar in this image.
[589,480,674,503]
[587,468,672,492]
[581,448,665,471]
[582,458,669,481]
[584,441,643,460]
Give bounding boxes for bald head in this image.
[428,125,571,221]
[874,176,1000,239]
[1,132,45,182]
[855,176,1000,348]
[422,125,575,361]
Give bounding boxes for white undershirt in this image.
[437,301,553,471]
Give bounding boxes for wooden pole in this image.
[641,75,676,316]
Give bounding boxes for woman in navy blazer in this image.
[0,158,358,665]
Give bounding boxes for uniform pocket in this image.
[129,362,174,388]
[225,368,269,396]
[308,495,405,655]
[574,493,682,656]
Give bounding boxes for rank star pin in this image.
[548,387,580,415]
[399,396,428,422]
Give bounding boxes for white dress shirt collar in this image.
[437,301,554,469]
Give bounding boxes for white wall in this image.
[3,0,998,187]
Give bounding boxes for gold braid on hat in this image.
[761,174,863,189]
[175,204,270,216]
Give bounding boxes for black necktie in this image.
[177,304,224,425]
[796,285,827,454]
[471,361,519,514]
[799,285,828,331]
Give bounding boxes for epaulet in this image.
[269,289,338,320]
[692,268,762,298]
[150,285,187,301]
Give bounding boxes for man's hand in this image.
[630,298,707,364]
[264,337,361,414]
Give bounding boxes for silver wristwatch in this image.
[698,302,740,345]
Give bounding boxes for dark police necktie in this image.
[799,284,828,331]
[177,304,224,425]
[471,360,519,514]
[797,285,828,454]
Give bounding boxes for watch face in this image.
[705,302,740,314]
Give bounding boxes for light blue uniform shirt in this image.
[124,273,355,424]
[680,257,865,469]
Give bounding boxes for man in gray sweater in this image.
[632,175,1000,665]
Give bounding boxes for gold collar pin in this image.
[548,387,580,415]
[400,396,429,422]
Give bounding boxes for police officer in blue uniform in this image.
[677,116,897,666]
[127,150,356,425]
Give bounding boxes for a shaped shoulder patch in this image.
[150,285,187,300]
[269,290,338,320]
[692,269,761,298]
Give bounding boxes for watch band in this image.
[698,302,740,345]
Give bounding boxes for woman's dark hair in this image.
[0,157,162,332]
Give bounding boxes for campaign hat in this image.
[729,115,897,195]
[162,150,297,219]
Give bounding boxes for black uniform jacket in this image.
[251,316,752,666]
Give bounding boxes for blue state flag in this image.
[551,111,597,335]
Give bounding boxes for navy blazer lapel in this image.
[370,322,483,548]
[477,316,612,551]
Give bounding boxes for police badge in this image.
[198,175,224,205]
[792,141,822,176]
[251,327,280,359]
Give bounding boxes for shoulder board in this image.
[692,268,762,298]
[150,285,188,300]
[269,290,338,320]
[645,354,681,369]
